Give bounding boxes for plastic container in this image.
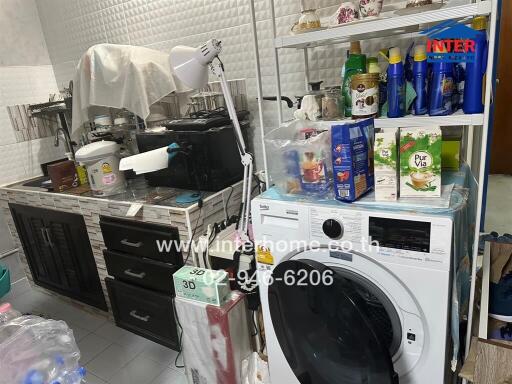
[429,45,454,116]
[342,41,367,117]
[0,264,11,298]
[0,303,21,324]
[351,73,380,119]
[265,120,333,197]
[463,16,488,114]
[75,141,126,197]
[386,47,406,118]
[412,45,428,115]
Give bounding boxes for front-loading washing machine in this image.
[252,195,455,384]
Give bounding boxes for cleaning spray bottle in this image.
[429,42,454,116]
[342,41,366,117]
[412,45,428,115]
[387,47,406,118]
[463,16,488,114]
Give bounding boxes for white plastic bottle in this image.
[0,303,21,325]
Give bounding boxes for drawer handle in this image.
[130,310,150,322]
[121,239,143,248]
[124,269,146,279]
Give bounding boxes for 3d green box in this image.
[173,266,231,306]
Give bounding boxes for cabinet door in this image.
[9,204,62,288]
[9,203,107,311]
[44,209,107,310]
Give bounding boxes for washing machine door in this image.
[268,258,398,384]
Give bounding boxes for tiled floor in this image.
[0,253,187,384]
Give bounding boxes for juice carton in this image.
[374,129,398,201]
[399,126,442,197]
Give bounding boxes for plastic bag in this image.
[0,316,84,384]
[241,353,270,384]
[265,120,334,198]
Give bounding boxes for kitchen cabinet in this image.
[101,216,183,350]
[9,203,107,311]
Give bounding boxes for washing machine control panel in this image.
[308,205,453,270]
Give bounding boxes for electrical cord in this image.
[172,298,185,369]
[224,186,234,221]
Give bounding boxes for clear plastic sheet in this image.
[0,316,83,384]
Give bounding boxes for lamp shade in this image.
[170,40,223,89]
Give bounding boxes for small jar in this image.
[322,89,341,120]
[298,9,321,31]
[351,73,380,119]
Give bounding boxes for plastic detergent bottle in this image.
[412,45,428,115]
[342,41,367,117]
[429,43,454,116]
[463,16,488,114]
[0,303,21,325]
[367,57,380,74]
[386,47,406,118]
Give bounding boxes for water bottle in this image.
[0,303,21,325]
[387,47,406,118]
[412,45,428,115]
[463,16,488,114]
[50,367,87,384]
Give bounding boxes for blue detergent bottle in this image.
[429,43,454,116]
[463,16,488,114]
[412,44,428,115]
[387,47,406,118]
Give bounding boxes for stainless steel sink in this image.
[21,176,52,189]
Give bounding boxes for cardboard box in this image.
[47,160,79,192]
[374,129,398,201]
[399,126,442,197]
[173,266,231,306]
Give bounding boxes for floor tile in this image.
[83,373,107,384]
[139,340,179,366]
[108,355,167,384]
[68,322,91,342]
[1,278,28,302]
[77,333,112,365]
[150,367,188,384]
[94,321,151,348]
[54,303,107,332]
[86,343,144,381]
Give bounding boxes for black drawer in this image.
[100,216,183,265]
[106,277,179,350]
[104,250,178,294]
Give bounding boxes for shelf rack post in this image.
[269,0,283,125]
[249,0,270,187]
[465,0,499,359]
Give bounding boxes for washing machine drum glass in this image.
[268,259,400,384]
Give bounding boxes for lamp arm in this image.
[210,60,253,237]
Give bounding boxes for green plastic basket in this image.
[0,264,11,299]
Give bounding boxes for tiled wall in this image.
[0,0,66,187]
[35,0,422,168]
[35,0,349,168]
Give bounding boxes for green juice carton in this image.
[374,129,398,201]
[399,126,442,197]
[173,266,231,306]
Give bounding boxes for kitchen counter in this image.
[0,176,245,315]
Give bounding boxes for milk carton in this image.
[374,129,398,201]
[399,126,442,197]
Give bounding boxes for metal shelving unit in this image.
[250,0,500,368]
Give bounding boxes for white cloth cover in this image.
[71,44,187,139]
